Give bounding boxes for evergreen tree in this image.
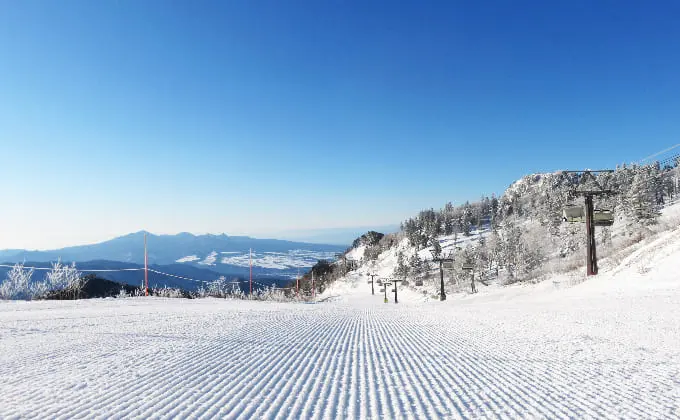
[393,251,409,279]
[408,252,425,279]
[626,166,661,225]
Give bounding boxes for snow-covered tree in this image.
[408,252,425,279]
[393,251,409,280]
[0,263,34,300]
[207,276,228,297]
[45,260,82,297]
[363,245,381,261]
[625,165,661,225]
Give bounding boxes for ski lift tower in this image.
[561,170,616,276]
[367,273,378,295]
[462,261,476,293]
[385,278,403,304]
[431,249,458,301]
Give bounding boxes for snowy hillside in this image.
[334,163,680,303]
[331,200,680,301]
[2,217,680,417]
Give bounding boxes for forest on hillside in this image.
[296,161,675,292]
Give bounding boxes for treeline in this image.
[0,261,295,302]
[401,198,497,249]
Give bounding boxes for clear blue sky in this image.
[1,0,680,249]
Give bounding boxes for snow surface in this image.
[175,249,339,273]
[175,255,200,263]
[197,251,218,266]
[1,210,680,418]
[219,249,338,270]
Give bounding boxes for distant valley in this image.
[0,231,348,286]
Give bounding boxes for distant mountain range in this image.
[0,231,347,280]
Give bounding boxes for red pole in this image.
[249,248,252,297]
[144,232,148,296]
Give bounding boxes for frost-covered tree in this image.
[485,229,502,276]
[352,231,385,248]
[117,287,130,298]
[460,202,474,236]
[45,260,82,297]
[625,165,661,225]
[258,286,288,302]
[363,245,381,261]
[196,285,209,298]
[408,252,425,279]
[0,263,34,300]
[393,251,409,279]
[430,239,442,259]
[155,287,184,298]
[496,218,544,282]
[207,276,228,298]
[443,202,456,235]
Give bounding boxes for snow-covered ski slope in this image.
[2,219,680,418]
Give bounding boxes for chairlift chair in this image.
[379,288,385,293]
[562,205,585,223]
[415,279,424,286]
[593,209,614,226]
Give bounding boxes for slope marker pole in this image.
[144,232,149,296]
[249,248,253,297]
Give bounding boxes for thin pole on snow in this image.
[585,195,596,275]
[382,281,391,303]
[249,248,253,297]
[388,278,402,304]
[367,273,378,295]
[144,232,149,296]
